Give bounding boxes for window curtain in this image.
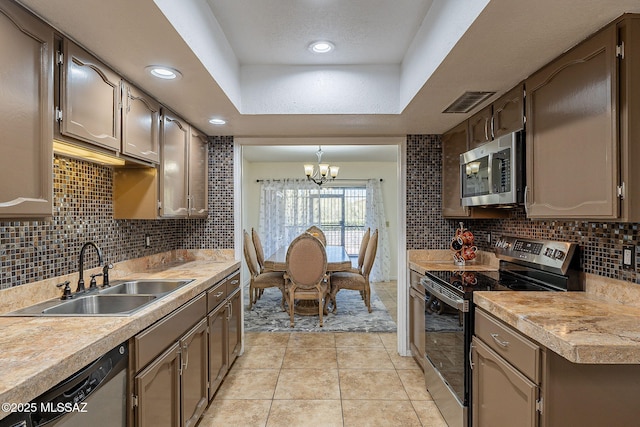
[366,179,391,282]
[258,179,318,258]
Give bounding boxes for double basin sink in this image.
[5,279,194,316]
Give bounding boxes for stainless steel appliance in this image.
[0,342,128,427]
[460,131,525,207]
[421,236,580,427]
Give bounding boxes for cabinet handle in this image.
[524,185,530,216]
[490,333,509,348]
[215,291,224,298]
[490,115,495,139]
[484,118,489,142]
[182,343,189,370]
[230,279,239,285]
[469,341,475,370]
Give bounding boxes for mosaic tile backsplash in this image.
[406,135,640,284]
[0,137,234,289]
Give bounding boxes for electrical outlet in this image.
[145,234,151,248]
[487,232,492,243]
[623,245,635,270]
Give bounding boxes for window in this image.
[284,186,367,256]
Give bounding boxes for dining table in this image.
[263,245,352,315]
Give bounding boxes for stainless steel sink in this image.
[99,279,193,296]
[42,294,157,315]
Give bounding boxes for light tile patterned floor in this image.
[370,281,398,324]
[198,331,448,427]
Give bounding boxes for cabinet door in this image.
[442,122,470,218]
[208,301,228,398]
[493,85,525,138]
[525,25,618,219]
[181,319,208,427]
[0,2,53,218]
[472,337,538,427]
[467,105,493,148]
[61,39,121,151]
[135,342,181,427]
[122,82,160,163]
[228,289,242,366]
[409,285,425,370]
[188,127,209,217]
[160,110,189,217]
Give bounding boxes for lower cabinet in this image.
[408,269,425,371]
[472,308,640,427]
[132,269,241,427]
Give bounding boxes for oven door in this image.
[421,276,470,427]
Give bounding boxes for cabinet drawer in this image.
[225,272,240,296]
[409,270,426,295]
[206,280,227,312]
[135,293,206,371]
[475,309,540,383]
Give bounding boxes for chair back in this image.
[251,228,265,270]
[357,228,371,270]
[243,230,260,277]
[362,229,378,277]
[286,233,327,289]
[305,225,326,246]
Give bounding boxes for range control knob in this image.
[553,249,566,260]
[544,248,555,258]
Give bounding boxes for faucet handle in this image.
[89,273,103,290]
[56,281,73,300]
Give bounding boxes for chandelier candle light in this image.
[304,146,339,186]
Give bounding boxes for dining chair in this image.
[305,225,327,246]
[329,229,378,313]
[243,230,285,310]
[284,232,329,327]
[349,227,370,274]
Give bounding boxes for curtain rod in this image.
[256,178,383,183]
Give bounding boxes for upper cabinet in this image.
[59,39,121,151]
[525,24,618,219]
[468,85,525,149]
[442,122,470,218]
[188,127,209,218]
[0,1,53,218]
[122,82,161,163]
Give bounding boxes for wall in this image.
[406,134,640,284]
[242,159,400,278]
[0,136,234,289]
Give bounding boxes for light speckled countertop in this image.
[408,249,500,274]
[474,290,640,364]
[0,250,239,420]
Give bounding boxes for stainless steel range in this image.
[420,236,581,427]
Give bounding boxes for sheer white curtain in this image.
[258,179,318,258]
[366,179,391,282]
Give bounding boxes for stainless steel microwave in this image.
[460,131,525,207]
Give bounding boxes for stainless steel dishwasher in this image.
[1,342,128,427]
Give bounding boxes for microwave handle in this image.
[487,153,494,194]
[524,185,530,216]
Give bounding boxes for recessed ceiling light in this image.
[145,65,182,80]
[209,118,226,125]
[309,41,334,54]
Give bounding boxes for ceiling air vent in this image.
[443,91,496,113]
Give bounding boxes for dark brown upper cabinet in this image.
[0,1,54,218]
[59,39,122,152]
[468,85,525,149]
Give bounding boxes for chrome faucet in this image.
[77,242,104,293]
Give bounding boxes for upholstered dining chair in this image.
[349,227,370,274]
[329,229,378,313]
[305,225,327,246]
[251,228,268,272]
[243,230,285,310]
[284,232,329,327]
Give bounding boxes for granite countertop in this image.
[0,252,239,420]
[474,291,640,364]
[408,249,499,274]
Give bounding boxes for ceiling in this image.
[16,0,640,141]
[242,144,398,163]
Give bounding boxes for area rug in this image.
[243,286,397,332]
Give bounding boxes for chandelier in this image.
[303,146,339,186]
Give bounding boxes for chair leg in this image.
[365,284,372,313]
[330,288,338,313]
[248,284,254,310]
[289,288,295,327]
[319,296,324,327]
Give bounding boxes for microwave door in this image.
[461,155,490,200]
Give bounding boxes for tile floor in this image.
[198,331,448,427]
[370,281,398,323]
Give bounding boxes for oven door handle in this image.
[420,278,468,312]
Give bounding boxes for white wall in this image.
[242,160,399,279]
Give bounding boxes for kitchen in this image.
[3,0,640,426]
